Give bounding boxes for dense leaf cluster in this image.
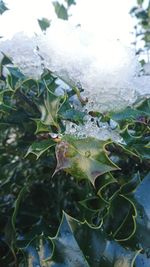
[0,56,150,266]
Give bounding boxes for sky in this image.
[0,0,137,46]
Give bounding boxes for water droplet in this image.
[49,133,58,139]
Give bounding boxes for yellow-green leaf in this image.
[54,136,119,185]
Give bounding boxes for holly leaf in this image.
[80,196,107,212]
[25,139,55,159]
[133,172,150,250]
[60,108,85,124]
[79,196,108,225]
[104,194,137,241]
[0,0,8,14]
[121,172,141,195]
[50,212,138,267]
[6,66,25,90]
[0,54,12,76]
[33,119,51,134]
[38,18,50,32]
[136,98,150,116]
[97,173,118,202]
[65,0,76,7]
[38,85,65,129]
[111,98,150,122]
[121,127,150,159]
[53,2,68,20]
[54,136,119,185]
[50,213,90,267]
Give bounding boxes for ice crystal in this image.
[65,115,123,142]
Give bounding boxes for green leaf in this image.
[97,173,118,202]
[111,108,143,121]
[38,84,66,130]
[6,66,25,90]
[136,10,148,19]
[121,172,141,195]
[0,91,3,104]
[121,127,150,159]
[111,98,150,122]
[0,54,12,76]
[0,103,16,113]
[3,187,27,263]
[134,172,150,250]
[0,0,8,15]
[54,136,119,185]
[41,69,57,93]
[50,213,90,266]
[79,196,108,226]
[7,66,25,80]
[137,0,144,5]
[38,17,50,32]
[104,194,137,241]
[53,2,68,20]
[80,196,107,212]
[34,119,51,134]
[0,86,12,105]
[12,186,27,233]
[136,98,150,116]
[21,78,39,95]
[133,143,150,159]
[130,6,138,15]
[60,108,85,124]
[25,139,55,159]
[65,0,76,7]
[50,212,137,267]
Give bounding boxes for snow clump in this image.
[0,33,43,78]
[0,21,149,112]
[0,21,150,141]
[37,21,142,112]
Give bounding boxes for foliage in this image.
[130,0,150,57]
[53,0,76,21]
[38,18,51,32]
[53,2,68,20]
[0,54,150,267]
[38,0,76,32]
[0,0,8,15]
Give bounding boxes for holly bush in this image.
[0,55,150,267]
[130,0,150,57]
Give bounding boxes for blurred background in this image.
[0,0,150,62]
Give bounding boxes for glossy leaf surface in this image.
[55,136,119,185]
